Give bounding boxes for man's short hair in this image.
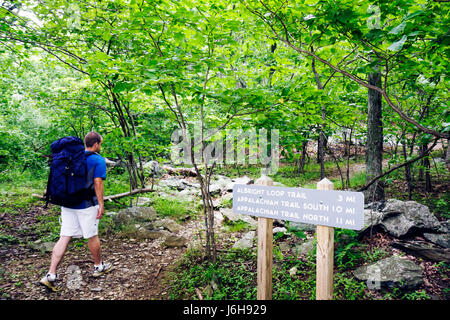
[84,132,103,148]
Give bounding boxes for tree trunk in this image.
[446,139,450,171]
[298,141,308,175]
[423,145,432,192]
[402,143,413,200]
[311,51,326,180]
[365,70,384,201]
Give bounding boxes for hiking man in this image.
[40,132,113,291]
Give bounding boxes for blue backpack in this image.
[45,136,95,208]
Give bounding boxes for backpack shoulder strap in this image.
[44,167,52,209]
[85,151,97,157]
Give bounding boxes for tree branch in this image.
[358,138,439,192]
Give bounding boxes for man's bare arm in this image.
[94,177,104,219]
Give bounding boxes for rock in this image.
[131,206,158,221]
[178,189,195,202]
[163,235,187,248]
[358,209,386,236]
[211,198,222,209]
[391,240,450,263]
[289,222,316,232]
[221,192,233,202]
[220,208,257,228]
[153,219,183,233]
[438,220,450,233]
[184,180,200,188]
[196,183,222,197]
[289,267,298,276]
[30,241,55,253]
[293,239,314,257]
[214,211,224,225]
[208,184,222,196]
[232,231,255,250]
[204,284,214,297]
[226,176,254,192]
[380,199,441,237]
[364,200,386,212]
[159,177,187,190]
[423,233,450,249]
[105,211,117,217]
[211,175,233,192]
[136,197,152,206]
[353,255,423,290]
[210,278,219,291]
[279,242,291,252]
[136,229,168,240]
[113,206,158,226]
[273,227,287,234]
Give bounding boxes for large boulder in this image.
[153,219,183,233]
[159,177,188,190]
[359,199,441,238]
[359,209,387,236]
[113,206,158,226]
[380,199,442,237]
[163,235,187,248]
[423,233,450,249]
[353,255,423,290]
[391,240,450,263]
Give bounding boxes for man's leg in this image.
[49,236,72,274]
[88,235,113,277]
[88,235,102,266]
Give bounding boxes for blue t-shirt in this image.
[65,151,107,209]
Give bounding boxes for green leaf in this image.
[389,21,406,35]
[95,51,109,61]
[403,10,424,21]
[387,35,407,51]
[407,31,421,37]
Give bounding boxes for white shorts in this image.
[60,205,99,239]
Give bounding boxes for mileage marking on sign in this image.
[232,184,364,230]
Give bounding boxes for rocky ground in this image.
[0,203,202,300]
[1,169,449,300]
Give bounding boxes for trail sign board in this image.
[232,183,364,230]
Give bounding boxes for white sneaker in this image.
[39,273,61,292]
[93,262,113,277]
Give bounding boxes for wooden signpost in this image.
[315,178,334,300]
[232,175,364,300]
[255,175,274,300]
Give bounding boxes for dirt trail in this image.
[325,159,389,185]
[0,205,202,300]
